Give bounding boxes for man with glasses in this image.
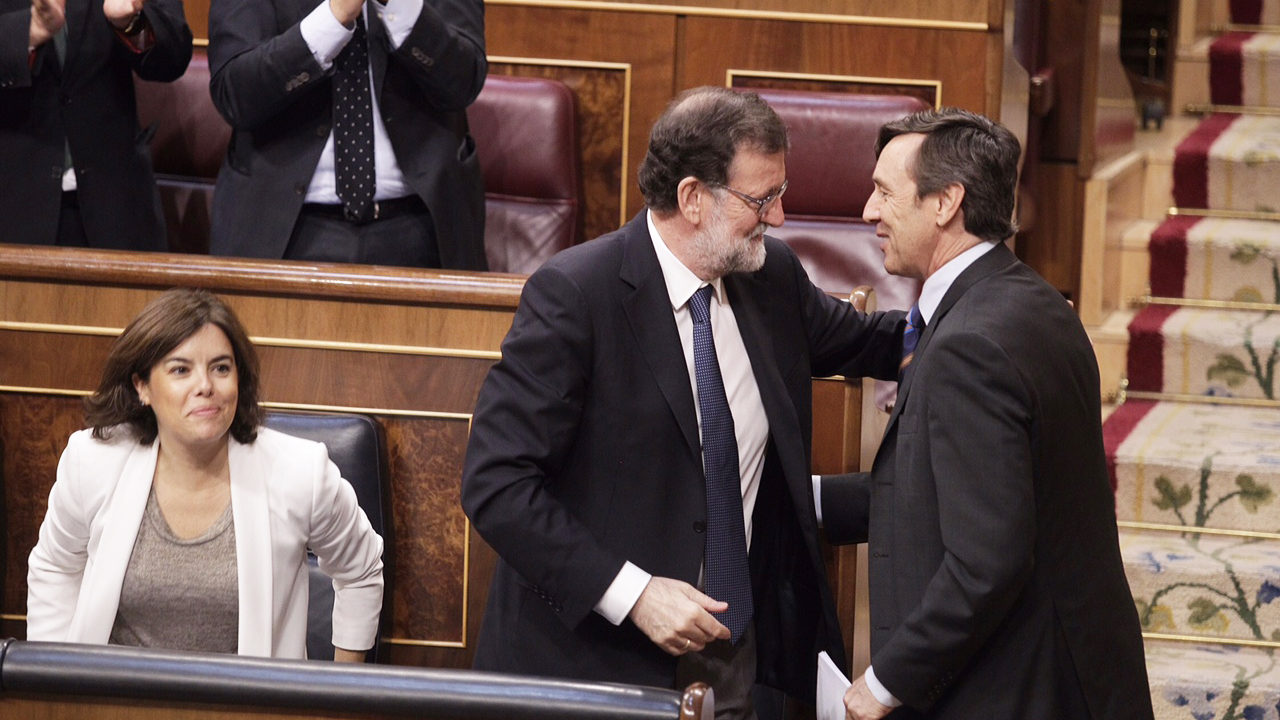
[462,86,905,719]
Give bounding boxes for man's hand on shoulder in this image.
[627,576,731,656]
[844,675,893,720]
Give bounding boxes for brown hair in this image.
[638,86,789,214]
[876,108,1021,242]
[85,288,264,444]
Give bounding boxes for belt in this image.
[301,196,426,223]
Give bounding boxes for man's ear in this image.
[676,176,703,225]
[934,182,965,228]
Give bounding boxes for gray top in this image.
[109,487,239,653]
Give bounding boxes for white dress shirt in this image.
[592,210,771,625]
[298,0,423,204]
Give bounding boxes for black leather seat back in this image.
[262,411,391,662]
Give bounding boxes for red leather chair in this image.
[134,49,230,255]
[468,75,581,274]
[758,89,928,314]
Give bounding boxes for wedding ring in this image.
[683,638,691,651]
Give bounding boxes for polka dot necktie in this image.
[333,14,375,223]
[899,304,925,385]
[689,285,753,644]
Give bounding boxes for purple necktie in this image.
[899,304,924,385]
[689,285,753,643]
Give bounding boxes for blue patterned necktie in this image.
[688,285,753,643]
[333,14,375,222]
[899,304,924,384]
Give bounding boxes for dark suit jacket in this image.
[0,0,191,249]
[823,243,1153,719]
[462,213,905,698]
[207,0,486,269]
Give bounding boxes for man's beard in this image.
[691,204,768,278]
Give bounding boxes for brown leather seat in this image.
[468,75,581,274]
[758,89,928,314]
[134,49,230,255]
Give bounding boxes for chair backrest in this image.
[262,411,392,662]
[758,89,928,311]
[134,49,230,255]
[467,75,582,274]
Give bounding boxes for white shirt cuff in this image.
[812,474,824,528]
[594,561,651,626]
[864,666,902,708]
[300,1,355,70]
[374,0,422,49]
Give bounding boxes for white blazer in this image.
[27,427,384,658]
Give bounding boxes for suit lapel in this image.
[618,215,700,457]
[727,273,802,475]
[366,8,390,98]
[229,438,275,657]
[881,242,1018,440]
[60,0,90,76]
[70,439,157,643]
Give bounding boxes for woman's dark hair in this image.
[85,288,264,445]
[876,108,1021,242]
[638,86,789,214]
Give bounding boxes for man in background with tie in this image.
[0,0,191,249]
[207,0,486,269]
[461,86,904,719]
[818,109,1153,719]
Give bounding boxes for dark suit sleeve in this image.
[207,0,327,130]
[127,0,193,82]
[874,330,1037,709]
[387,0,486,109]
[0,7,37,88]
[460,266,626,630]
[820,472,871,545]
[789,249,905,381]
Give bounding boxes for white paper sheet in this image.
[816,650,852,720]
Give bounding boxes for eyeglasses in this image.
[710,179,789,218]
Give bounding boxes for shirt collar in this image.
[647,209,725,310]
[916,240,998,324]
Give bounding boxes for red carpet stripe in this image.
[1148,216,1199,299]
[1231,0,1263,25]
[1173,114,1238,209]
[1209,32,1252,106]
[1126,304,1180,393]
[1102,399,1158,492]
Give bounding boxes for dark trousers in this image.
[56,191,89,247]
[285,199,440,268]
[677,623,759,720]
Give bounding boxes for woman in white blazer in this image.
[27,289,384,660]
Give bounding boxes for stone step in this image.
[1127,305,1280,401]
[1149,215,1280,303]
[1146,639,1280,719]
[1105,400,1280,533]
[1173,113,1280,213]
[1089,307,1138,399]
[1173,35,1212,112]
[1122,528,1280,643]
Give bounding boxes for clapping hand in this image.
[28,0,66,47]
[103,0,145,30]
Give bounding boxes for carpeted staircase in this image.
[1102,1,1280,717]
